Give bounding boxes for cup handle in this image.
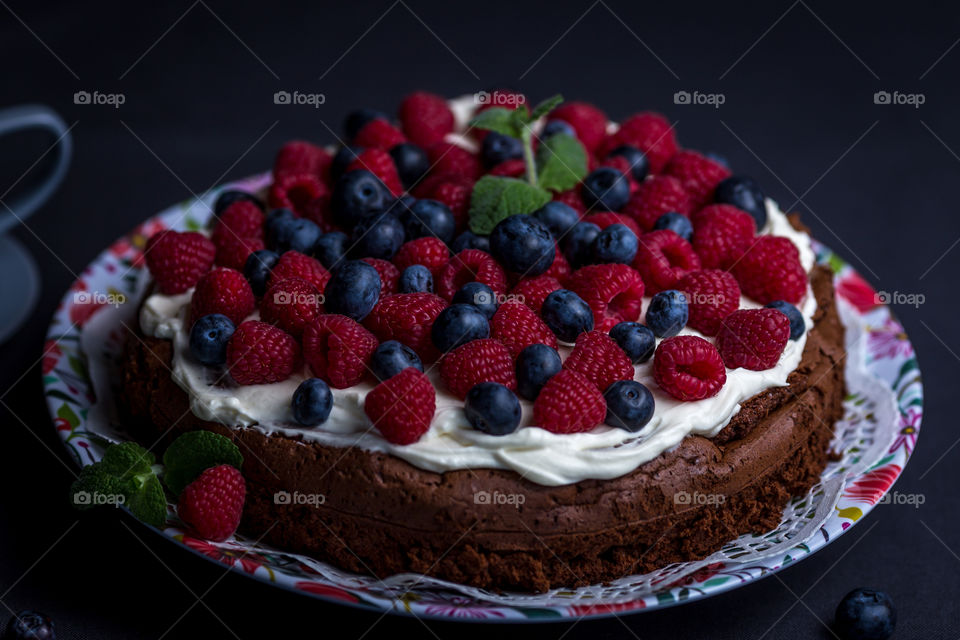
[0,105,72,235]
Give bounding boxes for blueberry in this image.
[351,213,405,260]
[399,264,433,293]
[324,260,381,321]
[273,217,321,254]
[431,304,490,352]
[834,588,896,640]
[608,144,650,182]
[243,249,280,297]
[653,212,693,241]
[344,108,388,139]
[581,167,630,212]
[331,145,363,183]
[370,340,423,381]
[516,343,562,400]
[541,119,576,139]
[313,231,349,270]
[609,322,656,364]
[593,223,638,264]
[562,221,601,268]
[452,282,498,319]
[5,610,55,640]
[646,290,689,337]
[541,289,594,343]
[189,314,235,366]
[464,382,522,436]
[331,169,393,228]
[604,380,655,432]
[714,176,766,227]
[265,208,297,249]
[292,378,333,427]
[481,131,524,168]
[533,201,579,239]
[489,214,555,275]
[214,189,263,216]
[766,300,804,340]
[451,231,490,253]
[400,199,456,244]
[389,142,429,189]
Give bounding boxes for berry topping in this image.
[370,340,424,382]
[732,235,807,305]
[260,277,323,337]
[516,343,563,400]
[582,211,643,238]
[398,199,456,244]
[351,213,405,260]
[691,203,757,270]
[390,142,430,189]
[189,314,235,366]
[344,108,388,139]
[177,464,246,542]
[364,292,448,358]
[566,263,646,331]
[541,119,576,139]
[440,338,516,399]
[581,167,630,212]
[324,259,381,321]
[452,281,499,319]
[273,140,332,182]
[399,91,455,147]
[451,230,490,253]
[645,289,689,338]
[715,308,790,371]
[399,264,434,293]
[593,223,638,264]
[292,378,333,427]
[677,269,741,336]
[600,112,677,173]
[393,236,450,277]
[541,289,594,343]
[714,175,767,227]
[489,214,555,275]
[227,320,301,386]
[766,300,805,340]
[360,257,401,298]
[266,215,322,255]
[607,144,650,182]
[214,235,265,272]
[190,267,256,326]
[465,382,522,436]
[553,188,587,215]
[426,141,482,180]
[663,150,732,208]
[330,169,393,228]
[268,172,328,215]
[481,131,525,167]
[214,189,264,216]
[212,200,265,247]
[268,250,331,293]
[632,229,701,295]
[562,221,602,269]
[609,321,656,363]
[6,611,55,640]
[421,176,474,230]
[653,211,693,241]
[346,148,403,196]
[604,380,655,432]
[353,117,406,150]
[437,249,508,301]
[364,368,436,445]
[621,175,693,231]
[533,369,606,434]
[563,330,634,391]
[834,588,896,640]
[489,301,558,357]
[652,335,726,401]
[314,231,349,270]
[510,275,562,313]
[145,230,216,295]
[533,201,580,239]
[431,303,490,353]
[548,101,608,152]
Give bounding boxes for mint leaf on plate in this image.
[469,107,523,138]
[536,133,588,193]
[162,431,243,496]
[126,473,166,528]
[468,175,552,235]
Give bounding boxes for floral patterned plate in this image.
[43,174,922,621]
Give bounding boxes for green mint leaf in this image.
[468,107,522,138]
[529,94,564,121]
[126,473,167,528]
[535,133,588,193]
[69,464,125,511]
[99,441,155,481]
[468,176,551,235]
[162,431,243,496]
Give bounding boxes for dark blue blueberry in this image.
[292,378,333,427]
[331,169,393,228]
[452,282,498,319]
[189,314,235,366]
[389,142,429,189]
[562,221,601,268]
[265,208,297,250]
[533,201,579,239]
[370,340,423,382]
[331,145,363,183]
[344,108,388,139]
[350,213,405,260]
[489,214,555,275]
[593,223,638,264]
[541,289,594,343]
[399,264,433,293]
[541,119,576,139]
[516,343,562,400]
[275,217,322,254]
[400,199,456,244]
[5,610,55,640]
[323,260,381,321]
[645,290,688,338]
[834,588,896,640]
[714,176,766,227]
[609,322,656,364]
[581,167,630,212]
[243,249,280,297]
[604,380,655,431]
[653,211,693,241]
[766,300,804,340]
[464,382,522,436]
[608,144,650,182]
[481,131,524,168]
[313,231,349,270]
[451,230,490,253]
[214,189,263,216]
[431,304,490,352]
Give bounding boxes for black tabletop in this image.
[0,1,956,637]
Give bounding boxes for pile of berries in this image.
[144,90,810,446]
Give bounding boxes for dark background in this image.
[0,0,956,637]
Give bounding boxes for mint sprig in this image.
[535,133,588,193]
[162,431,243,496]
[468,175,551,235]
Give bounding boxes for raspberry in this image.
[542,244,572,283]
[715,308,790,371]
[364,368,436,445]
[393,237,450,277]
[353,117,406,150]
[268,172,329,215]
[214,235,264,271]
[177,464,245,542]
[437,249,507,301]
[488,158,527,178]
[361,257,400,298]
[599,112,678,173]
[268,251,331,293]
[563,330,634,391]
[190,267,255,326]
[363,293,448,358]
[439,338,517,399]
[677,269,741,336]
[731,236,807,305]
[425,178,473,229]
[346,148,403,196]
[303,314,378,388]
[653,335,726,401]
[533,369,606,434]
[212,200,265,245]
[621,175,692,231]
[227,320,301,385]
[399,91,454,147]
[510,275,562,313]
[663,150,731,208]
[598,155,639,192]
[260,277,323,338]
[566,263,646,331]
[144,230,216,294]
[274,140,332,183]
[691,204,757,270]
[426,142,482,180]
[548,101,608,152]
[301,194,336,232]
[489,301,557,357]
[582,211,642,238]
[632,230,701,295]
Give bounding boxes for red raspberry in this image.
[563,330,634,391]
[393,237,450,277]
[488,158,527,178]
[548,101,608,152]
[621,175,693,231]
[363,293,448,359]
[399,91,454,147]
[260,277,323,338]
[214,235,264,271]
[677,269,741,336]
[190,267,255,325]
[533,369,606,434]
[144,230,216,294]
[426,178,473,230]
[346,148,403,196]
[361,258,400,298]
[731,236,807,305]
[542,244,572,283]
[212,201,265,245]
[268,251,331,293]
[599,112,678,173]
[426,142,482,180]
[716,308,790,371]
[274,140,332,184]
[691,204,757,270]
[353,117,406,150]
[566,263,646,331]
[553,189,586,215]
[437,249,507,301]
[302,314,378,388]
[582,211,642,238]
[664,150,731,208]
[510,275,562,313]
[439,338,517,399]
[632,230,701,295]
[653,335,726,401]
[489,301,557,357]
[268,172,329,215]
[364,367,436,445]
[177,464,245,542]
[301,194,336,232]
[227,320,301,385]
[598,155,639,193]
